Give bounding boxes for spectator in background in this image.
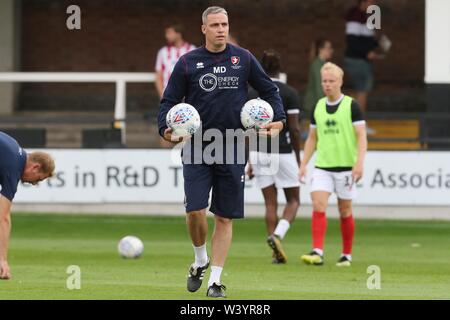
[154,23,196,148]
[154,23,196,99]
[228,33,239,46]
[304,38,334,116]
[344,0,385,135]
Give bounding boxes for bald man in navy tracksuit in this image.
[0,131,55,280]
[158,6,285,298]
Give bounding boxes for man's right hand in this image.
[0,260,11,280]
[246,163,254,180]
[163,128,184,143]
[367,51,384,61]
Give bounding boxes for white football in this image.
[240,98,274,130]
[118,235,144,259]
[166,103,201,137]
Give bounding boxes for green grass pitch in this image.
[1,213,450,300]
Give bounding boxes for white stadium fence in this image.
[0,72,156,144]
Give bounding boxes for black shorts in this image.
[183,163,246,219]
[344,57,373,92]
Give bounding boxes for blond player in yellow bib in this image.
[299,62,367,267]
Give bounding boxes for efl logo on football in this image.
[231,56,241,69]
[174,113,184,124]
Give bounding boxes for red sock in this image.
[340,215,355,255]
[312,211,327,251]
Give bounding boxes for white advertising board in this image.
[12,150,450,206]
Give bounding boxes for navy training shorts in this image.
[183,163,246,219]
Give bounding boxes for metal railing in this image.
[0,72,156,144]
[1,72,449,150]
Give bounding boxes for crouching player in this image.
[0,131,55,279]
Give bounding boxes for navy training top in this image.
[158,43,285,136]
[0,132,27,201]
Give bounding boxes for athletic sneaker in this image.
[187,259,210,292]
[267,235,287,264]
[271,252,282,264]
[300,251,324,266]
[336,256,352,267]
[206,282,227,298]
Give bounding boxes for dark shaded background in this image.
[18,0,425,113]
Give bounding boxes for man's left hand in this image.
[258,121,284,137]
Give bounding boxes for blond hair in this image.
[321,62,344,79]
[29,151,55,177]
[202,6,228,24]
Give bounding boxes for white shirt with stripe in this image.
[155,42,196,90]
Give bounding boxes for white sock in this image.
[273,219,290,240]
[341,254,352,261]
[193,243,208,267]
[313,248,324,256]
[208,266,223,287]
